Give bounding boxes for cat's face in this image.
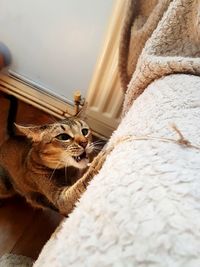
[16,118,93,170]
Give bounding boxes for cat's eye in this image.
[82,128,89,136]
[55,133,71,141]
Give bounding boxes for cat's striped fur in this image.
[0,116,101,215]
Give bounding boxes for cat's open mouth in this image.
[72,152,88,163]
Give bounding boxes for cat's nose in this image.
[75,135,88,148]
[80,141,88,148]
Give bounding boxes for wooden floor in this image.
[0,196,63,260]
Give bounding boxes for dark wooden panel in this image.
[11,208,63,260]
[0,197,35,257]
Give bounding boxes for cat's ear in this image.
[14,123,43,142]
[75,102,88,120]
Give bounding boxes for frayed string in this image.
[108,124,200,152]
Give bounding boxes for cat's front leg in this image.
[54,149,107,215]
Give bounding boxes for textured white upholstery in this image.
[35,74,200,267]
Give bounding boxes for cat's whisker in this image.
[88,143,104,152]
[48,162,61,181]
[91,143,104,148]
[91,140,106,146]
[88,143,97,150]
[89,141,106,149]
[92,147,102,152]
[64,160,70,180]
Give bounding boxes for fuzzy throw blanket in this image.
[35,74,200,266]
[119,0,200,115]
[34,1,200,266]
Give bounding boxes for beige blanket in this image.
[119,0,200,115]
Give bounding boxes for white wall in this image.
[0,0,114,103]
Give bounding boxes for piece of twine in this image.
[106,124,200,154]
[87,124,200,182]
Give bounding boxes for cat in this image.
[0,112,105,216]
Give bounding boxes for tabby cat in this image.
[0,114,103,215]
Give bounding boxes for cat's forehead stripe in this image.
[48,119,89,137]
[76,119,89,128]
[76,120,83,126]
[60,125,65,131]
[63,118,77,127]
